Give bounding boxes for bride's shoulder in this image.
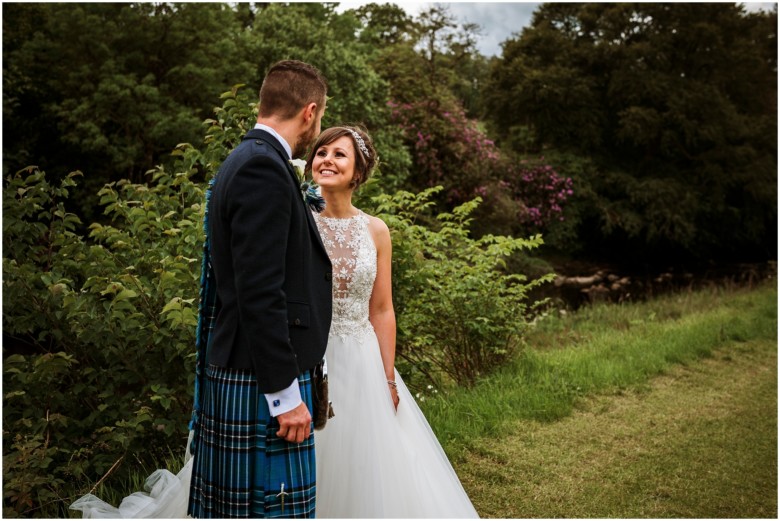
[360,211,392,245]
[360,212,389,232]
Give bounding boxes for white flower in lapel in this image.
[289,158,307,183]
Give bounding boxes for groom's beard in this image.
[293,124,317,159]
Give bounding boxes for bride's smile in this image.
[312,136,356,190]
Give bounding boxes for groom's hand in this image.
[276,402,312,443]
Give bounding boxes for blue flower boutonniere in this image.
[290,159,326,213]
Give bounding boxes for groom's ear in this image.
[302,102,318,124]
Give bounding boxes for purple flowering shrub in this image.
[389,99,498,197]
[389,98,573,232]
[504,159,574,228]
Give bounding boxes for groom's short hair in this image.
[258,60,328,121]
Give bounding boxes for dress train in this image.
[69,436,193,518]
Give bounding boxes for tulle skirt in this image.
[314,330,478,518]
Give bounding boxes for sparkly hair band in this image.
[348,129,370,158]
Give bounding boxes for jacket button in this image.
[255,140,263,145]
[294,318,301,326]
[325,272,332,282]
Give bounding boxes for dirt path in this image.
[457,338,777,518]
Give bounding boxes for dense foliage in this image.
[3,164,203,516]
[2,3,411,215]
[390,98,573,237]
[5,2,774,262]
[485,2,777,262]
[3,4,250,184]
[376,188,553,387]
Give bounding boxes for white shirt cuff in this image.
[264,378,302,417]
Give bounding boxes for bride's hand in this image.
[387,381,399,411]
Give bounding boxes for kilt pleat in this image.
[188,365,316,518]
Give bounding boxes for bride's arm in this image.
[368,216,399,410]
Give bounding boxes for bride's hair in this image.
[305,125,378,189]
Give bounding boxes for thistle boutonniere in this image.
[290,159,326,213]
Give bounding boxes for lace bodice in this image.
[313,211,377,340]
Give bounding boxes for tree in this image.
[243,3,412,190]
[354,2,415,47]
[3,3,251,188]
[3,3,414,215]
[486,3,777,263]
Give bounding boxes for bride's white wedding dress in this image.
[312,211,478,518]
[70,438,194,518]
[71,210,477,519]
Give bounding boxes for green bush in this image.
[373,187,554,389]
[1,86,288,516]
[3,164,203,517]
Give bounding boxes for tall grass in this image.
[422,282,777,458]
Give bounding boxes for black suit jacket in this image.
[206,128,332,393]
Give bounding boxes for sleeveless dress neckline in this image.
[316,210,363,221]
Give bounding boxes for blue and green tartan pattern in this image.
[190,177,218,447]
[187,365,316,518]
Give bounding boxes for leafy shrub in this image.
[504,158,574,228]
[2,164,203,517]
[373,187,554,388]
[388,98,573,236]
[389,98,503,202]
[2,86,260,517]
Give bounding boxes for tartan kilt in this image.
[187,365,316,518]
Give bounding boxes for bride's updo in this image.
[305,125,377,189]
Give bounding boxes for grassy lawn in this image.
[458,337,776,517]
[424,282,777,518]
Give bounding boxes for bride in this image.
[307,126,477,518]
[71,126,478,519]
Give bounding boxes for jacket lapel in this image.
[243,129,329,257]
[302,195,329,257]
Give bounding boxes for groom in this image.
[188,60,332,518]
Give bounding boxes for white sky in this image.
[334,1,539,56]
[334,1,777,58]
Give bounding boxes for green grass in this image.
[457,337,777,517]
[420,281,777,518]
[423,282,777,458]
